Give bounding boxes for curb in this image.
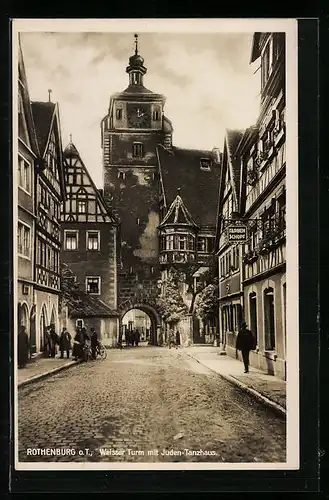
[18,360,82,388]
[185,353,286,417]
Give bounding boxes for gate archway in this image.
[119,302,161,346]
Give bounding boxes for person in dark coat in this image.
[49,324,60,358]
[18,325,29,368]
[72,327,84,360]
[44,326,52,357]
[125,330,130,347]
[236,322,256,373]
[59,327,72,359]
[90,327,98,360]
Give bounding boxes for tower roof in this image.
[126,34,147,75]
[63,139,80,159]
[159,190,198,227]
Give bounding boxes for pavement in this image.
[17,346,286,463]
[17,346,286,416]
[17,355,81,387]
[183,346,286,415]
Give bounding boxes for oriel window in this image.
[87,231,100,251]
[86,277,101,295]
[166,234,174,250]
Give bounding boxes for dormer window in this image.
[200,158,211,171]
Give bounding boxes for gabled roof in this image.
[18,38,39,156]
[226,129,245,207]
[250,32,261,63]
[159,192,198,227]
[156,145,221,228]
[31,101,56,156]
[63,141,118,224]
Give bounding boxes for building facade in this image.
[17,39,66,356]
[216,32,286,379]
[17,40,39,354]
[60,141,119,345]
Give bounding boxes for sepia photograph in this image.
[13,18,298,471]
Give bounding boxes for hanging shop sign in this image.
[227,224,248,242]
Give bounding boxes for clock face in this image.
[127,105,150,128]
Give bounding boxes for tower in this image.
[101,34,173,316]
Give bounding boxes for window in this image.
[78,201,86,213]
[197,237,207,252]
[188,235,195,251]
[17,221,31,258]
[178,235,187,250]
[200,158,211,171]
[86,277,101,295]
[116,108,122,120]
[64,230,78,250]
[18,155,31,193]
[153,109,160,121]
[87,231,100,251]
[207,237,214,253]
[118,171,125,180]
[133,142,144,158]
[166,234,174,250]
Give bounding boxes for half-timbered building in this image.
[60,140,119,346]
[31,99,66,352]
[17,38,39,355]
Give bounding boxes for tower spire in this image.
[134,33,138,55]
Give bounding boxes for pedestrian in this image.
[90,327,98,360]
[125,330,130,347]
[72,327,84,360]
[175,330,181,348]
[18,325,29,368]
[44,326,52,357]
[59,327,72,359]
[168,329,176,349]
[236,322,257,373]
[131,329,136,347]
[135,329,140,347]
[49,324,60,358]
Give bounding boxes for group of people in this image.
[125,329,141,347]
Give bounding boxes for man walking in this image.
[236,322,256,373]
[90,327,98,360]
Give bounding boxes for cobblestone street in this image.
[18,347,286,463]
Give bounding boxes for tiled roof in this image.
[157,145,221,228]
[68,292,118,318]
[31,102,55,156]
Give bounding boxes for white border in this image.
[13,18,299,471]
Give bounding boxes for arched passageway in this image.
[119,303,161,346]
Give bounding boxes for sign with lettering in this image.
[228,225,247,242]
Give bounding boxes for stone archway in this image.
[119,301,162,346]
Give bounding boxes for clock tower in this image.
[101,34,173,319]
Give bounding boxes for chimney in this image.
[212,148,222,164]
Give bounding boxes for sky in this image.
[20,31,261,187]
